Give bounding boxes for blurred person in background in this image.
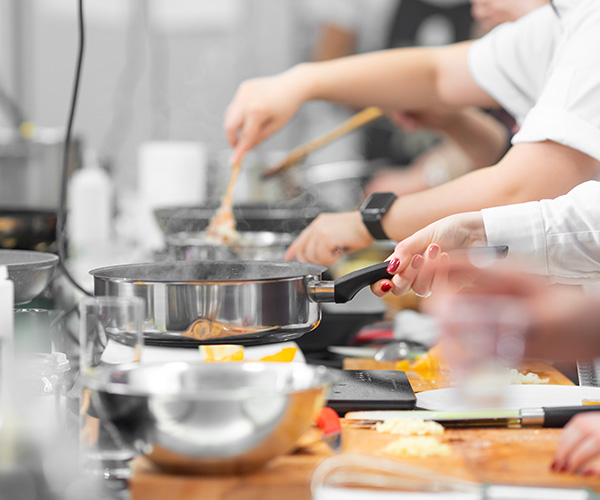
[224,0,599,267]
[310,0,548,198]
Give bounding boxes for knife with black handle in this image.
[346,405,600,428]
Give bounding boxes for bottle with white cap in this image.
[0,265,14,349]
[68,149,113,256]
[0,265,14,420]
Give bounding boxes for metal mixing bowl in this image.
[0,249,59,304]
[85,362,333,474]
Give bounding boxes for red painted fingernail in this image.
[560,462,570,472]
[550,460,558,471]
[582,468,596,476]
[412,255,423,269]
[428,244,440,259]
[381,282,392,293]
[387,258,400,273]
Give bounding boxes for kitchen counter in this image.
[129,361,600,499]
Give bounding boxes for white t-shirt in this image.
[468,0,600,162]
[482,181,600,282]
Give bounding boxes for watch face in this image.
[362,193,397,213]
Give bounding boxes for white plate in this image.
[416,385,600,411]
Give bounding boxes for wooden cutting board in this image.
[130,441,333,500]
[342,425,600,491]
[129,361,584,499]
[130,426,600,499]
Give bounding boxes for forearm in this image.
[294,42,486,111]
[439,108,508,168]
[381,141,600,242]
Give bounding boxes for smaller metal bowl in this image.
[0,249,59,304]
[165,231,295,261]
[85,362,333,474]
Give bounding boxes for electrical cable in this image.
[0,80,25,129]
[56,0,92,297]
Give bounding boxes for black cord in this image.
[0,80,25,129]
[56,0,92,297]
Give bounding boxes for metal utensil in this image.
[85,361,334,474]
[374,341,411,362]
[90,260,393,345]
[345,405,600,428]
[0,249,59,304]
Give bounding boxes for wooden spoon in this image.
[206,160,242,243]
[262,106,384,178]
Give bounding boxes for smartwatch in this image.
[359,192,397,240]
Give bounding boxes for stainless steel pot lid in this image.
[90,260,326,283]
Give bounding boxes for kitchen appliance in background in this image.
[303,160,372,212]
[0,127,81,251]
[165,231,294,261]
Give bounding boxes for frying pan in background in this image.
[0,249,59,305]
[90,260,393,346]
[0,209,57,251]
[165,231,295,262]
[154,199,326,236]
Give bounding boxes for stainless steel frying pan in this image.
[90,260,392,346]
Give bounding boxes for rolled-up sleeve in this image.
[513,7,600,162]
[482,181,600,282]
[467,5,557,124]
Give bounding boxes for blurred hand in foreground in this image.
[431,264,600,475]
[553,413,600,476]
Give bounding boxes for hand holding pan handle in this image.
[307,262,393,304]
[306,246,510,304]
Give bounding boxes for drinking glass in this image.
[438,294,529,409]
[79,295,144,480]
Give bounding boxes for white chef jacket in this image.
[468,0,600,162]
[482,181,600,282]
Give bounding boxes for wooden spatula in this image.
[262,106,384,178]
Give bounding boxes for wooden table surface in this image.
[130,359,600,500]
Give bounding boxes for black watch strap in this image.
[360,192,397,240]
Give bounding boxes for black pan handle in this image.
[334,262,393,303]
[542,405,600,428]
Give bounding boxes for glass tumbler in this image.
[78,295,144,480]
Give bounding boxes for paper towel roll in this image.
[138,141,207,208]
[136,141,207,249]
